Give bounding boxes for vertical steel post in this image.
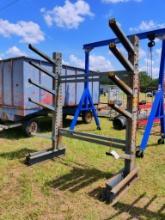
[125,36,139,174]
[158,40,165,135]
[52,52,63,150]
[84,50,90,109]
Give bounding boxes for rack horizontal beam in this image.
[26,148,65,165]
[29,61,55,79]
[29,79,55,95]
[109,73,133,95]
[59,129,126,149]
[109,102,132,119]
[61,129,126,144]
[104,167,138,205]
[29,98,55,111]
[60,72,104,79]
[109,43,134,72]
[60,78,99,83]
[109,19,135,54]
[29,44,55,65]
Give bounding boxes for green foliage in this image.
[100,71,159,92]
[140,71,158,92]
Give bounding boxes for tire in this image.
[158,138,164,145]
[82,111,93,124]
[63,114,67,121]
[23,119,39,137]
[136,148,144,158]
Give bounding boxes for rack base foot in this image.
[25,148,66,165]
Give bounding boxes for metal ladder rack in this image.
[84,18,139,205]
[26,45,65,165]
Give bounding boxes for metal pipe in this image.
[26,148,66,165]
[59,129,125,149]
[109,102,132,119]
[29,61,56,79]
[60,78,99,83]
[109,18,135,54]
[29,44,55,64]
[110,167,138,194]
[29,79,56,95]
[60,71,112,79]
[60,128,126,144]
[29,98,55,111]
[109,43,134,72]
[109,72,133,95]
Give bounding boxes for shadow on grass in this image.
[46,161,113,193]
[104,193,165,220]
[0,148,36,160]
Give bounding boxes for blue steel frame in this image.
[70,27,165,136]
[70,50,101,130]
[139,40,165,151]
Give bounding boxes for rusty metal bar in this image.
[109,72,133,95]
[110,167,138,194]
[29,44,55,65]
[104,167,138,205]
[109,102,132,119]
[29,78,55,95]
[52,52,63,151]
[109,18,135,54]
[109,43,134,72]
[124,36,139,175]
[29,61,56,79]
[26,148,66,165]
[60,71,105,79]
[29,98,55,111]
[60,78,99,83]
[60,128,126,144]
[60,129,125,149]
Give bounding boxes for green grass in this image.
[0,116,164,220]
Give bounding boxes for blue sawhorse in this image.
[136,40,165,157]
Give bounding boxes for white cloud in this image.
[69,54,84,68]
[102,0,142,3]
[129,20,165,32]
[66,54,113,71]
[6,46,27,57]
[0,19,45,44]
[41,0,94,29]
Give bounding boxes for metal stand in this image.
[137,40,165,157]
[60,19,140,205]
[25,45,65,165]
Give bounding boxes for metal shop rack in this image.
[26,18,139,205]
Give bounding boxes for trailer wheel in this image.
[23,120,38,137]
[63,114,67,121]
[82,111,93,124]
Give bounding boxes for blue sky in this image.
[0,0,165,78]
